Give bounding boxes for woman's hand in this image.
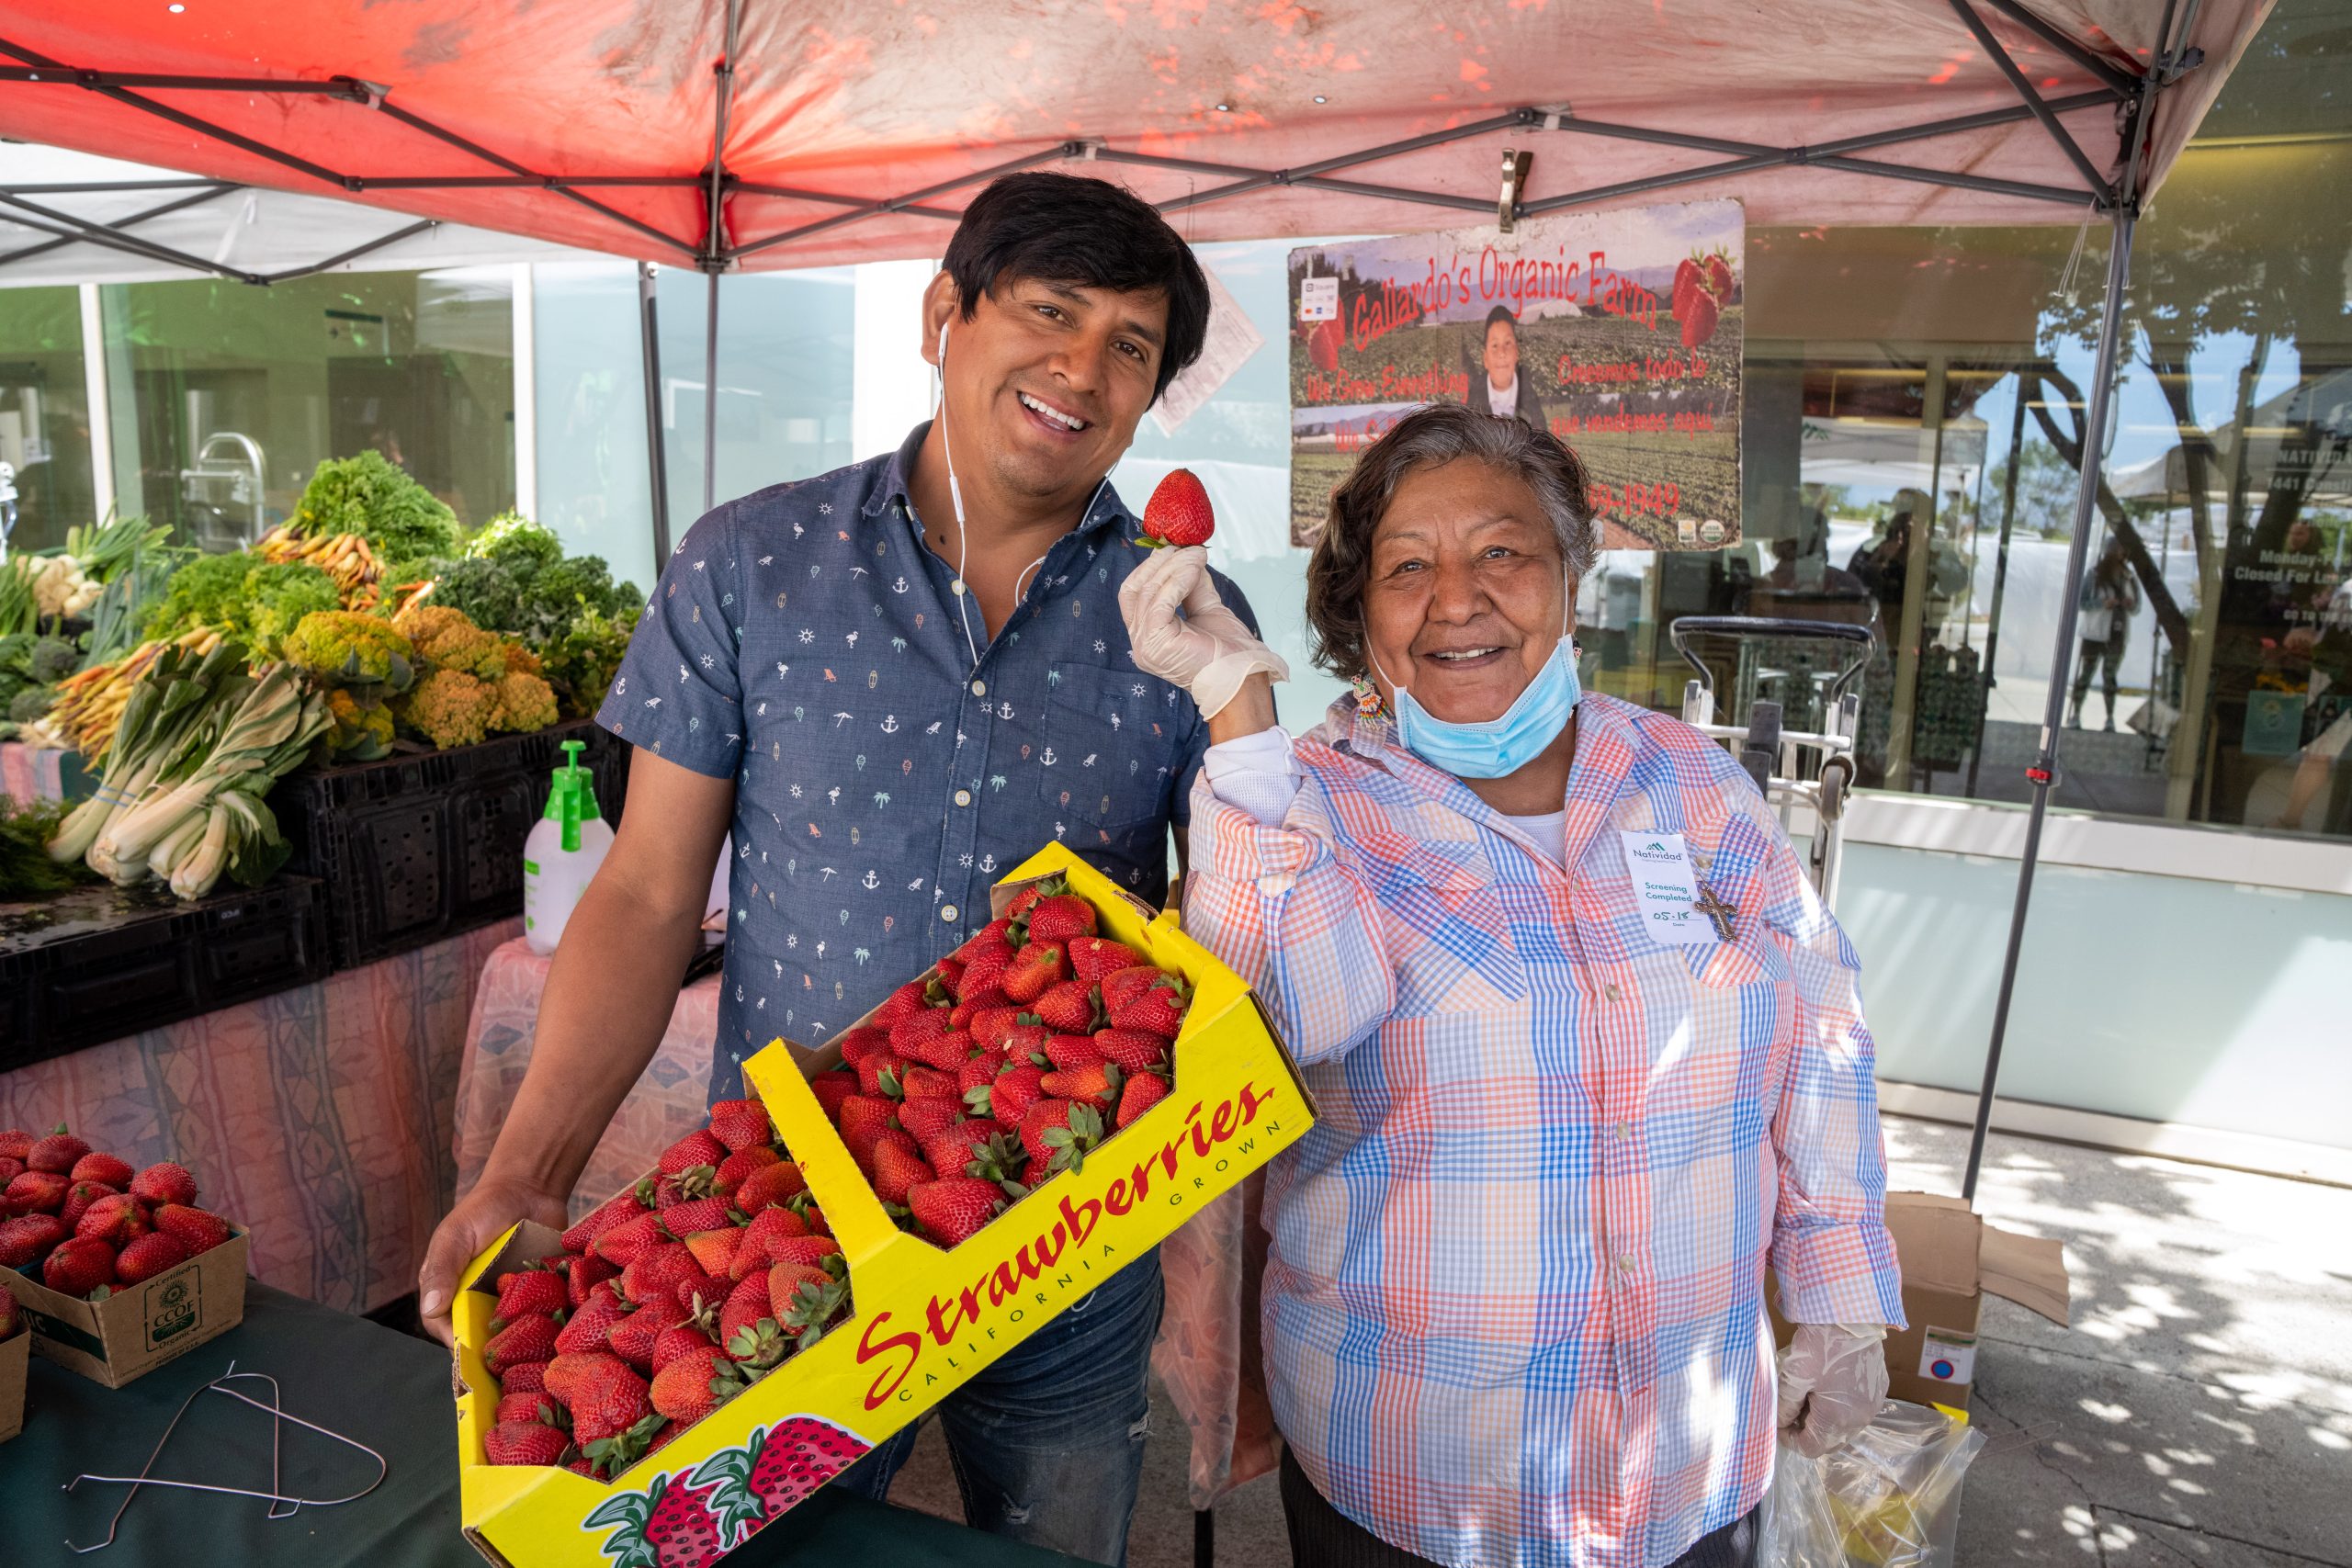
[1118,545,1289,718]
[1776,1323,1890,1457]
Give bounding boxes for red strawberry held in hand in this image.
[1138,468,1215,549]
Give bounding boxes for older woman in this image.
[1121,404,1904,1568]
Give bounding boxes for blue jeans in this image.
[833,1250,1164,1565]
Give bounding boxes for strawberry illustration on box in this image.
[452,843,1314,1567]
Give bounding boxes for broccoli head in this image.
[8,686,53,724]
[468,513,564,577]
[423,555,526,635]
[324,687,397,759]
[284,611,415,688]
[243,563,342,658]
[28,636,78,684]
[487,670,559,734]
[397,668,493,750]
[392,603,513,681]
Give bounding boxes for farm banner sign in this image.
[1287,200,1743,551]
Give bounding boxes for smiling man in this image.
[416,173,1261,1563]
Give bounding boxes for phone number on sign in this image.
[1589,479,1680,518]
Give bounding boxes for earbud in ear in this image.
[937,321,949,360]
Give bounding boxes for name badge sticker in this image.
[1618,831,1714,946]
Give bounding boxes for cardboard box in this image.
[2,1229,250,1389]
[454,842,1314,1568]
[1770,1190,2068,1409]
[0,1323,27,1444]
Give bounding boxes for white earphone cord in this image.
[933,320,1108,674]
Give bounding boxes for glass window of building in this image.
[0,285,96,554]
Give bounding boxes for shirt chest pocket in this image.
[1357,830,1532,1015]
[1040,661,1191,835]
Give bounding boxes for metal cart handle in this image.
[1668,615,1880,702]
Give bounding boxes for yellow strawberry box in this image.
[453,842,1314,1568]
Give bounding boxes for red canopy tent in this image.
[0,0,2275,1231]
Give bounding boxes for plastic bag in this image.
[1758,1400,1987,1567]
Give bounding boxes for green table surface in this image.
[3,1280,1081,1568]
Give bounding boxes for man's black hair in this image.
[1484,304,1519,335]
[944,173,1210,403]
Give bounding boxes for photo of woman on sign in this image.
[1464,304,1553,433]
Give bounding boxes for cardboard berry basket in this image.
[0,1318,27,1443]
[452,842,1314,1568]
[1,1227,251,1390]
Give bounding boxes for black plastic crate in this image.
[0,875,333,1072]
[266,719,629,970]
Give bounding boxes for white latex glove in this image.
[1776,1323,1889,1458]
[1117,544,1289,718]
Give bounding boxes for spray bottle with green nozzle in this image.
[523,739,614,955]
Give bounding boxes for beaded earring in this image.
[1350,672,1386,716]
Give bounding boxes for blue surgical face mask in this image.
[1373,611,1581,780]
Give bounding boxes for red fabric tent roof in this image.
[0,0,2269,270]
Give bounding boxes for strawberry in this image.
[1116,1069,1171,1129]
[1001,1020,1051,1066]
[707,1100,772,1155]
[854,1052,910,1100]
[43,1235,117,1297]
[1139,468,1216,548]
[775,1269,850,1348]
[1099,964,1168,1014]
[561,1190,649,1256]
[1306,316,1342,374]
[555,1281,632,1355]
[6,1168,70,1214]
[566,1250,619,1306]
[502,1359,549,1394]
[554,1353,655,1449]
[654,1195,736,1238]
[809,1071,859,1123]
[1022,1099,1105,1173]
[126,1161,198,1205]
[622,1243,711,1308]
[1041,1060,1122,1109]
[1679,281,1720,349]
[687,1417,871,1538]
[957,1052,1002,1099]
[948,917,1017,964]
[899,1027,973,1074]
[1005,877,1061,919]
[717,1273,773,1352]
[0,1129,29,1161]
[871,1140,934,1206]
[948,989,1011,1033]
[69,1152,135,1189]
[869,979,936,1030]
[967,1006,1023,1054]
[1030,978,1100,1035]
[896,1096,965,1143]
[1108,974,1191,1040]
[0,1212,68,1268]
[731,1160,807,1213]
[608,1294,693,1369]
[76,1191,153,1246]
[28,1127,91,1175]
[734,1207,810,1278]
[933,956,966,997]
[1020,1153,1054,1188]
[650,1319,720,1374]
[1069,936,1148,986]
[595,1211,667,1268]
[495,1266,569,1323]
[906,1178,1008,1247]
[681,1227,745,1280]
[886,1006,956,1064]
[651,1348,744,1424]
[971,1062,1046,1125]
[898,1064,962,1101]
[1022,894,1097,947]
[1093,1027,1171,1074]
[496,1390,562,1427]
[0,1156,19,1187]
[838,1096,899,1168]
[660,1130,727,1178]
[835,1025,893,1068]
[59,1179,119,1232]
[486,1312,563,1374]
[637,1173,688,1211]
[485,1420,571,1467]
[923,1124,1024,1190]
[953,936,1017,1005]
[766,1235,843,1270]
[1001,942,1068,1004]
[711,1144,777,1198]
[1042,1032,1103,1070]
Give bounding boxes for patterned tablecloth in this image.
[0,741,74,806]
[0,919,517,1315]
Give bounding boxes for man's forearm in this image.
[479,868,707,1197]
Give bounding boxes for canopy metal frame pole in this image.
[639,262,673,564]
[1960,0,2193,1202]
[700,0,742,515]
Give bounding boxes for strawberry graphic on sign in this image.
[1672,246,1735,350]
[1136,468,1215,549]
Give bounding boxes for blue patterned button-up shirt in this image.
[597,422,1257,1100]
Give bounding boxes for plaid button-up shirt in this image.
[1182,692,1905,1568]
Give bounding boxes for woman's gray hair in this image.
[1304,401,1597,682]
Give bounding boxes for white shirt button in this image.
[951,580,967,596]
[1618,1256,1635,1273]
[954,789,972,807]
[940,905,959,923]
[1615,1122,1632,1140]
[1605,984,1623,1001]
[970,680,987,696]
